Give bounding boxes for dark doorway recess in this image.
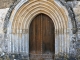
[29,13,55,60]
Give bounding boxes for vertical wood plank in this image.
[29,14,55,60]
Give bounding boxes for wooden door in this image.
[29,14,55,60]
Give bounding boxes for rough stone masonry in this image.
[0,0,80,60]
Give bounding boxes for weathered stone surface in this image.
[0,0,18,8]
[73,1,80,57]
[0,0,80,59]
[0,8,9,54]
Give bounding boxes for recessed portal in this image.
[29,13,55,60]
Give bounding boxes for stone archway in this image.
[5,0,71,59]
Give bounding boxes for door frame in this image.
[6,0,71,59]
[29,13,55,58]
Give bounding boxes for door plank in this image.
[29,14,55,60]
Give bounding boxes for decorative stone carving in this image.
[0,0,79,59]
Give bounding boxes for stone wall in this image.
[0,0,17,8]
[0,0,80,60]
[73,2,80,56]
[0,8,9,53]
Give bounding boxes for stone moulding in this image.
[60,0,77,34]
[3,0,74,59]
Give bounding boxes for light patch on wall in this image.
[0,8,9,33]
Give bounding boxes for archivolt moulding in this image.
[5,0,72,55]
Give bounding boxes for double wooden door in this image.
[29,14,55,60]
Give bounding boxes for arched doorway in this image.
[29,13,55,60]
